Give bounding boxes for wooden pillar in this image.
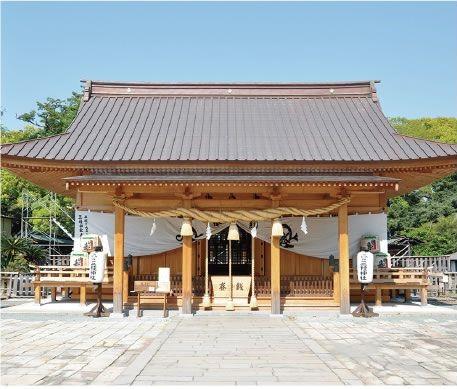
[375,288,382,306]
[332,270,340,304]
[50,287,57,302]
[113,205,125,314]
[34,285,41,305]
[338,203,350,314]
[182,235,193,314]
[271,235,281,315]
[80,286,87,306]
[405,289,412,302]
[420,287,428,306]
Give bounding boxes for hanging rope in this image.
[112,195,350,223]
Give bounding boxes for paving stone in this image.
[2,311,457,385]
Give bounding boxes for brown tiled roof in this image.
[2,81,456,162]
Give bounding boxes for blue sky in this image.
[2,1,457,130]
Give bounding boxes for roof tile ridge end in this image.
[1,95,89,150]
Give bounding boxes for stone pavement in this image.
[1,311,457,385]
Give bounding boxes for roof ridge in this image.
[83,80,379,101]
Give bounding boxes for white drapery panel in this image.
[237,213,387,258]
[75,211,387,259]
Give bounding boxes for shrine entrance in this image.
[206,226,254,308]
[208,227,252,276]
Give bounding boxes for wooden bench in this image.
[133,268,172,318]
[33,266,113,305]
[350,267,429,306]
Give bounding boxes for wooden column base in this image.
[34,285,41,305]
[375,288,382,306]
[80,286,87,305]
[405,289,412,303]
[50,287,57,302]
[420,288,428,306]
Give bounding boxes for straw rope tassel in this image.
[112,196,351,222]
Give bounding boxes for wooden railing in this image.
[391,256,451,272]
[349,268,428,286]
[36,266,114,284]
[131,275,206,296]
[132,274,333,298]
[256,276,333,297]
[0,272,34,298]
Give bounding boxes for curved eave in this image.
[2,153,457,171]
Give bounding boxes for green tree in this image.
[388,117,457,255]
[1,235,46,271]
[1,92,81,236]
[16,92,82,136]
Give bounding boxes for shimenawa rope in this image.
[112,196,351,223]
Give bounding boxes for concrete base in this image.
[202,294,211,308]
[250,295,258,309]
[109,312,126,318]
[269,314,283,318]
[225,299,235,311]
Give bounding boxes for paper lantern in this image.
[271,219,284,237]
[227,223,240,241]
[180,218,193,237]
[88,249,107,283]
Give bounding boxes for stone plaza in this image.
[1,302,457,385]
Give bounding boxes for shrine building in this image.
[2,80,457,315]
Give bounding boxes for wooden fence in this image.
[132,274,333,298]
[390,256,457,293]
[1,272,34,298]
[256,275,333,297]
[391,256,451,272]
[349,267,428,286]
[447,273,457,292]
[36,266,113,284]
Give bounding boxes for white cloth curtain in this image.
[74,211,387,259]
[238,213,387,258]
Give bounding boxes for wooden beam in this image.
[182,235,193,314]
[271,235,281,315]
[338,202,350,314]
[113,205,125,314]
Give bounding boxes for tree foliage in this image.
[388,117,457,255]
[1,235,47,272]
[390,117,457,144]
[16,92,82,136]
[1,93,81,236]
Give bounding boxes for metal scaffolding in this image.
[20,190,74,257]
